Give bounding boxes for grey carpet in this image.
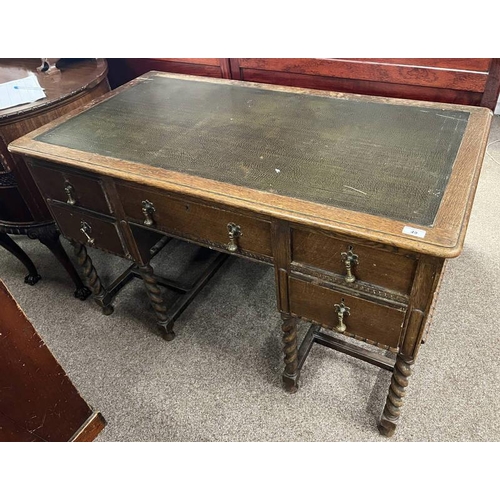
[1,116,500,441]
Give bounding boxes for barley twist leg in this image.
[281,313,299,393]
[378,354,414,437]
[72,241,113,315]
[139,264,175,341]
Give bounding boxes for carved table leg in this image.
[378,354,414,437]
[377,256,443,437]
[71,241,113,315]
[0,232,41,285]
[139,263,175,341]
[281,313,299,393]
[37,227,91,300]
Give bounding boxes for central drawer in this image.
[116,183,273,259]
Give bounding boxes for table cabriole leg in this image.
[37,227,91,300]
[0,232,41,285]
[71,241,113,315]
[378,354,414,437]
[138,264,175,341]
[281,313,299,393]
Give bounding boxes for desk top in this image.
[9,72,492,257]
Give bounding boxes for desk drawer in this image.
[292,228,417,296]
[289,276,405,348]
[49,203,126,257]
[30,162,112,215]
[117,183,273,259]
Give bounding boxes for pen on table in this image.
[13,86,45,91]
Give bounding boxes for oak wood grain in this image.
[271,219,292,313]
[49,202,127,258]
[116,181,273,259]
[291,227,417,296]
[30,161,113,215]
[288,276,405,348]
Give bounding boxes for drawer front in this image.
[289,277,405,348]
[117,183,273,259]
[292,228,416,296]
[49,203,126,257]
[30,162,112,215]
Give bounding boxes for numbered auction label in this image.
[402,226,426,238]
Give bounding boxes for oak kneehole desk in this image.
[9,72,492,436]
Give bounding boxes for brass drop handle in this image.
[80,221,95,246]
[341,246,359,283]
[334,299,350,333]
[64,181,76,205]
[227,223,242,252]
[142,200,155,226]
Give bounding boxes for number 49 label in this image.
[403,226,426,238]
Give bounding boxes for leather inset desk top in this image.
[34,74,469,227]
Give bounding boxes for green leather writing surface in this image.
[35,74,469,226]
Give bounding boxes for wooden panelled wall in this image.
[107,58,500,110]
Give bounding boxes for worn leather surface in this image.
[36,75,469,226]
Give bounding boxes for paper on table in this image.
[0,73,46,111]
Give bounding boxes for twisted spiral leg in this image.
[281,313,299,393]
[378,354,414,437]
[139,264,175,341]
[72,241,113,314]
[38,228,90,300]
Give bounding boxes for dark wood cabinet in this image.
[107,58,231,89]
[107,58,500,110]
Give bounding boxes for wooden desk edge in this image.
[8,73,493,259]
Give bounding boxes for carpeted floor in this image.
[1,116,499,442]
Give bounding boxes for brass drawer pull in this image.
[142,200,155,226]
[80,220,95,246]
[64,181,76,205]
[227,222,242,252]
[334,298,350,333]
[341,245,359,283]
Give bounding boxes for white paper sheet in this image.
[0,73,46,111]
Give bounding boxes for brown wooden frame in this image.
[107,58,500,111]
[230,58,500,110]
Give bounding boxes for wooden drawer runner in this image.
[292,228,417,296]
[289,277,405,348]
[116,183,273,259]
[49,203,125,257]
[30,162,112,215]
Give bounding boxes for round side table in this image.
[0,58,110,298]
